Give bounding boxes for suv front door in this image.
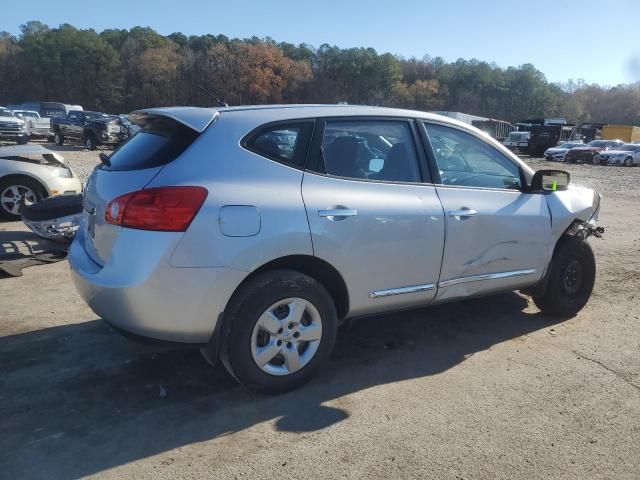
[302,118,445,317]
[421,121,552,302]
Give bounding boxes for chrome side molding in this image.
[438,269,536,288]
[369,283,435,298]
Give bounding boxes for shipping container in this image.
[601,125,640,143]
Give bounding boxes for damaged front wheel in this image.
[533,237,596,317]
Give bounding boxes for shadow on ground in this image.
[0,230,67,276]
[0,292,562,478]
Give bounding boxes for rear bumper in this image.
[68,228,247,343]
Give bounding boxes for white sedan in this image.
[598,144,640,167]
[0,145,83,219]
[544,142,584,161]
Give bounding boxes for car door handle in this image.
[318,208,358,220]
[449,208,478,218]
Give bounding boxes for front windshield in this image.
[619,144,638,151]
[588,140,607,147]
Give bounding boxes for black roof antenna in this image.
[197,84,228,108]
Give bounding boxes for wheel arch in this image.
[0,173,50,196]
[248,254,350,320]
[202,254,350,366]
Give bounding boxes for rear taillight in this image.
[105,186,208,232]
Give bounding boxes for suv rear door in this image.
[302,117,445,318]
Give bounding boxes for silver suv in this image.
[69,105,603,393]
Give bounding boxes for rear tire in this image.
[219,269,338,394]
[54,131,64,146]
[533,237,596,317]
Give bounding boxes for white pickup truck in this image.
[12,110,53,140]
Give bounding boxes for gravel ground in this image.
[0,148,639,479]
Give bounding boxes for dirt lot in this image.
[1,148,639,479]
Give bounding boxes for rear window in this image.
[243,121,314,169]
[102,117,199,171]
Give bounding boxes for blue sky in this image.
[2,0,639,86]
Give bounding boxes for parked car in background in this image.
[503,130,531,151]
[0,107,29,145]
[11,110,53,140]
[0,144,82,219]
[544,141,584,161]
[565,140,625,164]
[51,110,124,150]
[597,144,640,166]
[69,105,603,393]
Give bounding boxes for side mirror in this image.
[530,169,570,192]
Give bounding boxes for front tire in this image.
[54,131,64,146]
[219,269,338,394]
[624,156,633,167]
[533,237,596,317]
[84,134,97,151]
[0,177,45,220]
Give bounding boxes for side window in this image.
[68,112,79,121]
[244,122,313,169]
[424,123,521,190]
[321,120,420,182]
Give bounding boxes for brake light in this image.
[105,186,208,232]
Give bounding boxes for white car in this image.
[597,144,640,166]
[544,142,584,161]
[11,110,53,140]
[0,144,82,219]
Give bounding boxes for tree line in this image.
[1,21,639,125]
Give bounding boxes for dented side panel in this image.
[434,186,552,302]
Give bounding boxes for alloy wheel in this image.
[250,297,323,376]
[0,185,37,215]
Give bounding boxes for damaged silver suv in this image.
[69,105,603,393]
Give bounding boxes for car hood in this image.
[0,117,25,125]
[87,117,116,124]
[545,147,568,154]
[546,184,599,238]
[0,144,66,165]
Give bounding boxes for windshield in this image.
[14,111,38,119]
[558,143,577,148]
[103,117,199,171]
[619,144,638,151]
[0,110,15,118]
[587,140,607,147]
